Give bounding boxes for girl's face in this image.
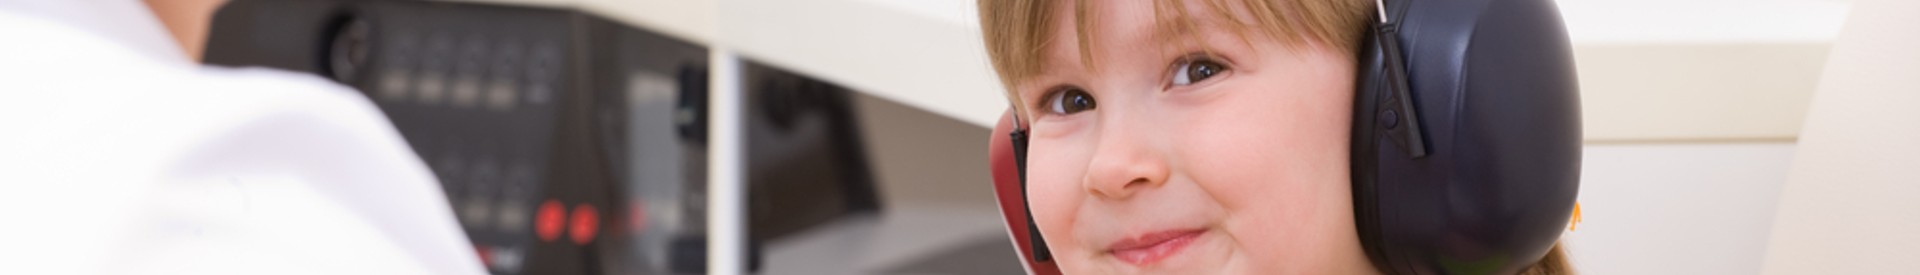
[1013,1,1375,274]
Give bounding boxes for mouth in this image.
[1106,229,1205,266]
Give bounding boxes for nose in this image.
[1083,124,1170,200]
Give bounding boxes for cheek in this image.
[1173,51,1360,270]
[1181,58,1353,211]
[1024,138,1090,255]
[1182,102,1351,239]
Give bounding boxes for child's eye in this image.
[1171,57,1228,86]
[1044,87,1097,115]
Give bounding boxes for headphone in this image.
[992,0,1581,273]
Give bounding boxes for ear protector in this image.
[988,0,1581,273]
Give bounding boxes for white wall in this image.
[1565,143,1796,274]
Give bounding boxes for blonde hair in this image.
[974,1,1576,274]
[975,0,1371,120]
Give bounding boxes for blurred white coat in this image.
[0,1,485,274]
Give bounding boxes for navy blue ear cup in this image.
[1351,0,1582,273]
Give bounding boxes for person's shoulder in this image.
[0,10,483,275]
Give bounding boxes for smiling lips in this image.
[1108,229,1205,266]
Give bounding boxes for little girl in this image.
[976,0,1572,273]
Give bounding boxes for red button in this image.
[569,204,599,245]
[535,200,566,242]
